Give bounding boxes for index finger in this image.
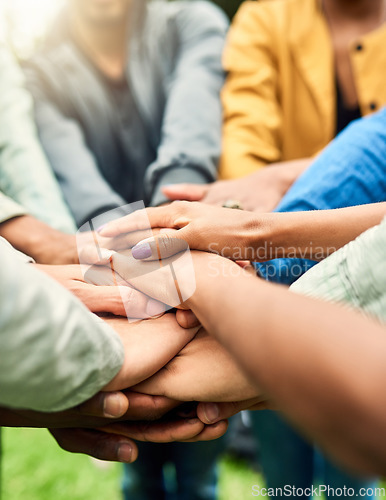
[98,206,179,238]
[98,418,206,443]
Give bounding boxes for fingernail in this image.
[103,393,125,418]
[203,403,219,423]
[132,242,152,259]
[117,443,133,462]
[146,300,165,317]
[97,224,107,233]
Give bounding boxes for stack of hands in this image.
[13,202,269,464]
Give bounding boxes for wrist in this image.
[241,212,280,261]
[187,252,241,309]
[34,232,78,265]
[248,212,312,262]
[0,215,78,264]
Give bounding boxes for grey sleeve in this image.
[0,45,76,234]
[0,192,27,225]
[24,68,127,228]
[0,240,124,412]
[146,1,228,206]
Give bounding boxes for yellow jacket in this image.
[220,0,386,179]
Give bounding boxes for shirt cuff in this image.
[0,237,35,263]
[0,194,27,225]
[149,166,211,207]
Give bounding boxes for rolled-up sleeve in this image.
[0,45,76,233]
[0,239,124,412]
[0,192,27,225]
[146,1,228,206]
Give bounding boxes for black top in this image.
[335,79,361,135]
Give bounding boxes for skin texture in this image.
[0,313,228,462]
[0,391,226,462]
[100,224,386,474]
[0,215,78,265]
[188,255,386,476]
[0,213,160,266]
[99,201,386,262]
[323,0,386,108]
[34,263,165,318]
[134,328,261,403]
[161,159,311,212]
[102,314,199,391]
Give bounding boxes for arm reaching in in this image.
[0,391,225,462]
[184,252,386,475]
[161,158,311,212]
[133,328,262,403]
[105,246,386,474]
[0,215,78,264]
[99,201,386,262]
[35,263,165,318]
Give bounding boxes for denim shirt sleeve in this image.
[0,45,76,233]
[256,108,386,285]
[145,2,229,206]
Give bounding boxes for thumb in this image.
[77,391,129,418]
[131,230,190,261]
[197,398,267,424]
[162,183,208,201]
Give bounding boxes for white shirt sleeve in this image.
[0,239,124,412]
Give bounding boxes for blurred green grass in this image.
[3,428,385,500]
[1,427,263,500]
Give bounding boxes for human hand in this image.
[133,328,262,403]
[48,395,227,461]
[0,215,79,265]
[102,314,200,391]
[197,399,272,425]
[0,390,188,463]
[34,263,165,318]
[160,160,310,212]
[108,246,242,311]
[0,391,184,428]
[49,416,227,463]
[76,225,164,265]
[99,201,267,261]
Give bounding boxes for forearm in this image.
[0,215,78,264]
[251,202,386,261]
[189,261,386,473]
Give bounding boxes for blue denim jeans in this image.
[256,108,386,284]
[251,411,376,499]
[122,438,225,500]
